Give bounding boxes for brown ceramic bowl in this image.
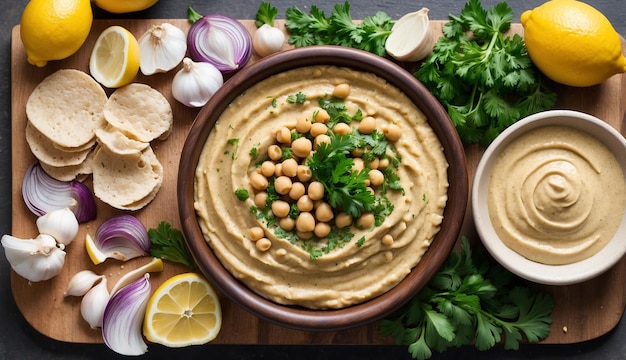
[178,46,468,331]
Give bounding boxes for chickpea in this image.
[250,172,268,190]
[314,109,330,123]
[248,227,265,241]
[256,238,272,252]
[296,212,316,232]
[297,195,314,212]
[369,169,384,187]
[275,126,292,144]
[291,137,313,158]
[281,158,299,177]
[297,231,314,240]
[382,234,394,246]
[271,200,291,218]
[314,222,332,238]
[334,212,353,228]
[267,144,282,161]
[333,122,352,135]
[351,147,364,157]
[297,165,312,182]
[254,192,268,209]
[315,202,334,222]
[378,157,390,169]
[274,162,283,177]
[356,212,375,229]
[260,161,276,177]
[279,217,295,231]
[274,176,293,195]
[314,134,331,149]
[383,123,403,142]
[289,182,306,200]
[295,117,312,133]
[332,83,350,99]
[352,158,365,172]
[358,116,376,134]
[309,122,328,137]
[307,181,325,201]
[369,157,380,170]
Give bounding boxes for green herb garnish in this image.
[287,91,307,104]
[234,188,249,201]
[148,221,197,270]
[255,2,278,27]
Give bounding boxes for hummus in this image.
[194,65,449,309]
[488,125,626,265]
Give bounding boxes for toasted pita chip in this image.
[95,125,150,157]
[25,121,92,167]
[39,150,95,182]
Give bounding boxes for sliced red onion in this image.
[22,163,97,223]
[187,11,252,73]
[102,274,151,356]
[91,215,151,263]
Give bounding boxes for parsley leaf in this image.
[415,0,557,145]
[379,237,554,359]
[255,2,278,27]
[148,221,197,270]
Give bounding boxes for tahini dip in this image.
[488,125,626,265]
[194,65,449,309]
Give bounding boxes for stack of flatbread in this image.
[25,69,172,211]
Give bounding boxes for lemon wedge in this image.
[143,273,222,347]
[85,234,107,265]
[89,25,140,88]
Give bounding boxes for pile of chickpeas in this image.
[246,83,403,253]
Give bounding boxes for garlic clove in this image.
[36,207,79,246]
[81,276,110,329]
[385,8,433,62]
[172,57,224,108]
[65,270,104,297]
[139,23,187,75]
[1,233,66,282]
[109,257,164,296]
[253,24,286,58]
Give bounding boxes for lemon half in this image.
[143,273,222,347]
[93,0,159,14]
[89,25,140,88]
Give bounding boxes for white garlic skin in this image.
[385,8,433,62]
[1,234,66,282]
[139,23,188,75]
[81,277,109,329]
[65,270,103,297]
[36,208,79,246]
[172,57,224,108]
[253,24,285,57]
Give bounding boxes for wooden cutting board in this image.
[9,18,626,345]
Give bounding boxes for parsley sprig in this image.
[148,221,197,270]
[379,238,554,360]
[284,1,393,56]
[415,0,557,145]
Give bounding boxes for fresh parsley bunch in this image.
[379,238,554,360]
[415,0,557,145]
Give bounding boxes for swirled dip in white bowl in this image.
[473,110,626,285]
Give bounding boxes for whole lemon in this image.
[20,0,93,67]
[521,0,626,87]
[92,0,158,13]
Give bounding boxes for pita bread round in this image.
[25,69,107,149]
[95,125,150,157]
[40,150,95,182]
[103,83,173,143]
[25,121,92,167]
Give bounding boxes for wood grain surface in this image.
[9,19,626,345]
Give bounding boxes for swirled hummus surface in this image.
[488,125,626,265]
[194,65,449,309]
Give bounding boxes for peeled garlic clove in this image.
[81,276,110,329]
[139,23,188,75]
[385,8,433,62]
[253,24,285,57]
[1,233,65,282]
[172,57,224,108]
[36,207,79,246]
[65,270,104,297]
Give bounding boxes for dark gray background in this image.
[1,0,625,359]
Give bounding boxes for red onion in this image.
[22,163,97,223]
[187,7,252,73]
[88,215,150,264]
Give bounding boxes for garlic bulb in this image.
[1,233,65,282]
[65,270,104,297]
[139,23,187,75]
[253,24,285,57]
[81,276,110,329]
[36,207,79,246]
[385,8,433,61]
[172,57,224,108]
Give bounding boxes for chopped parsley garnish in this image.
[234,188,249,201]
[227,138,239,159]
[287,91,307,104]
[148,221,197,270]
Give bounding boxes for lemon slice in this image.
[85,234,107,265]
[89,25,140,88]
[143,273,222,347]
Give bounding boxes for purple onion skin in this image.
[187,14,252,74]
[95,215,151,255]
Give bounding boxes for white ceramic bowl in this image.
[473,109,626,285]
